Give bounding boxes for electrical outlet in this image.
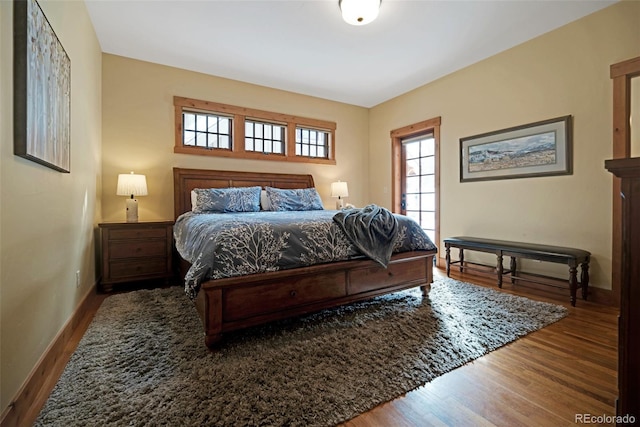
[76,270,80,288]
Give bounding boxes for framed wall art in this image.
[460,115,572,183]
[14,0,71,173]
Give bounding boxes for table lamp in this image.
[117,172,148,222]
[331,181,349,209]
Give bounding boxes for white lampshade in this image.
[331,181,349,199]
[116,172,148,197]
[339,0,381,26]
[117,172,147,223]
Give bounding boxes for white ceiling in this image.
[85,0,616,108]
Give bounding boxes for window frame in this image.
[174,96,336,164]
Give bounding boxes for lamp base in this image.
[335,198,345,210]
[125,198,139,223]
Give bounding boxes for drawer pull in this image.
[290,290,297,298]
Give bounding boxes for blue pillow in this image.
[265,187,324,211]
[192,186,261,213]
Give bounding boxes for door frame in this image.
[390,116,442,266]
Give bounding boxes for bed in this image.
[173,167,438,349]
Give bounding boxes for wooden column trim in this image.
[609,56,640,308]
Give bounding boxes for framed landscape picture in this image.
[14,0,71,173]
[460,116,572,183]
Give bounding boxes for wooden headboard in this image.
[173,168,316,218]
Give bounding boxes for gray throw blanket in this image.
[332,204,398,267]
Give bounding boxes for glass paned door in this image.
[402,135,436,243]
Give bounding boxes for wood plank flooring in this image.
[343,268,618,427]
[29,268,618,427]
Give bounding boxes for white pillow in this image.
[260,190,272,211]
[191,190,198,211]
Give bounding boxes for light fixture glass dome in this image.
[339,0,381,26]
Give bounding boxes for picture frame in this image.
[14,0,71,173]
[460,115,572,183]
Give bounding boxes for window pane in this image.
[245,138,253,151]
[422,211,435,229]
[196,133,207,147]
[421,138,435,156]
[255,124,263,138]
[406,176,420,193]
[274,141,282,153]
[219,135,230,149]
[196,115,207,132]
[421,175,435,191]
[184,113,196,131]
[255,140,263,152]
[245,122,253,137]
[184,130,196,146]
[421,156,435,174]
[421,193,435,211]
[265,126,272,139]
[219,118,229,134]
[405,194,420,211]
[406,159,419,176]
[405,141,420,159]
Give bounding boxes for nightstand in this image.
[98,221,174,292]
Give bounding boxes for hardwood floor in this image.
[343,268,618,427]
[28,268,618,427]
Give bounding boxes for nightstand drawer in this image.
[109,240,167,259]
[109,259,168,279]
[109,227,167,240]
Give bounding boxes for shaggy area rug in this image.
[35,277,567,427]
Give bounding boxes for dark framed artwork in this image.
[14,0,71,173]
[460,115,572,183]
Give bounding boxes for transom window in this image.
[174,96,336,165]
[296,127,329,159]
[245,119,285,155]
[183,111,232,150]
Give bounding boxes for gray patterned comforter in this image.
[174,209,436,299]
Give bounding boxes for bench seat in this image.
[444,236,590,306]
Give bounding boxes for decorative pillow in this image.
[192,186,261,213]
[265,187,324,211]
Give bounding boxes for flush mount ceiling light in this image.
[339,0,381,26]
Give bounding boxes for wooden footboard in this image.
[194,250,436,349]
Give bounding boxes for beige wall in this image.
[0,0,102,412]
[369,0,640,290]
[101,55,370,223]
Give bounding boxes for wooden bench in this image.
[443,236,590,306]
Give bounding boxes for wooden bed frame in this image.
[173,168,437,349]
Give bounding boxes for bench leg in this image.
[497,254,503,288]
[569,266,578,307]
[581,260,590,300]
[510,256,517,284]
[459,248,465,272]
[445,245,451,276]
